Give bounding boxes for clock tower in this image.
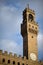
[21,6,38,61]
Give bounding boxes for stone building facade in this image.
[0,50,43,65]
[0,6,43,65]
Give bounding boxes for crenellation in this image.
[28,20,38,26]
[27,9,35,16]
[0,50,28,60]
[9,52,12,56]
[14,53,17,58]
[19,55,21,57]
[25,8,35,15]
[4,51,8,54]
[23,56,26,60]
[0,50,2,54]
[2,51,8,56]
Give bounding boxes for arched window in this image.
[13,61,15,64]
[22,63,24,65]
[18,62,20,65]
[31,36,33,38]
[8,60,10,63]
[26,64,28,65]
[2,58,5,62]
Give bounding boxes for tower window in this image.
[2,58,5,62]
[8,60,10,63]
[18,62,20,65]
[29,24,31,27]
[13,61,15,64]
[35,27,37,29]
[22,63,24,65]
[32,36,33,38]
[32,26,34,28]
[29,14,33,21]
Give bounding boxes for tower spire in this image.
[27,4,29,9]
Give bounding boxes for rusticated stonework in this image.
[0,6,43,65]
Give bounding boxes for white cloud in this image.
[38,33,43,49]
[38,33,43,44]
[0,5,22,37]
[38,33,43,59]
[0,4,22,56]
[0,39,23,56]
[0,5,22,39]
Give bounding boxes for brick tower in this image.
[21,6,38,61]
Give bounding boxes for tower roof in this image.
[23,5,35,15]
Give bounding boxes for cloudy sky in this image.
[0,0,43,60]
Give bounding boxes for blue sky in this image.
[0,0,43,60]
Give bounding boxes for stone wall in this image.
[0,50,28,65]
[0,50,43,65]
